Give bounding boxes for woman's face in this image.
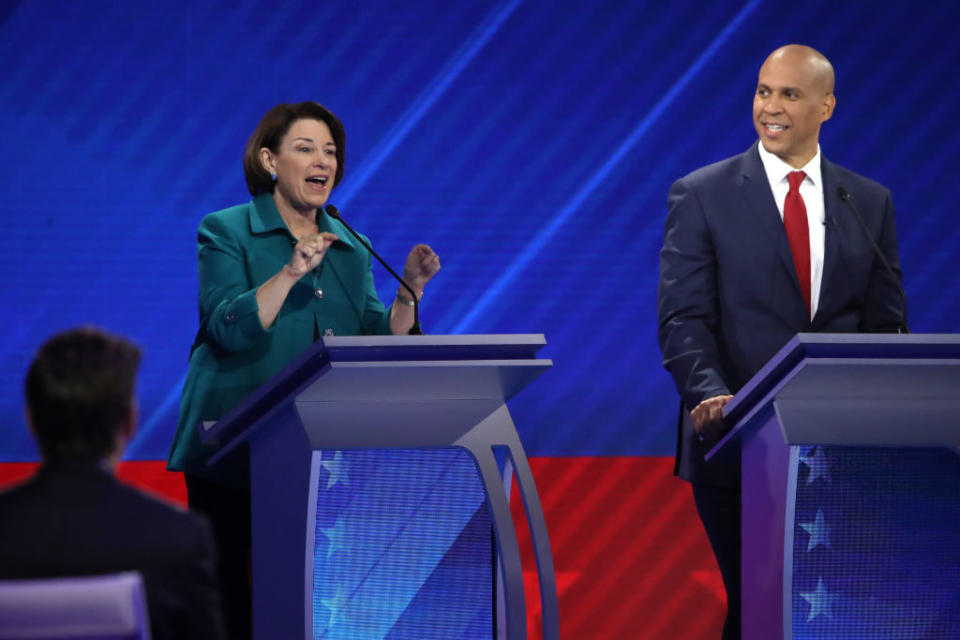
[262,118,338,215]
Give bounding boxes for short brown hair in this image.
[242,102,346,196]
[25,327,141,463]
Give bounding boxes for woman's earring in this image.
[270,171,277,181]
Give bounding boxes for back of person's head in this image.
[24,327,141,463]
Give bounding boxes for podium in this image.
[201,334,558,640]
[707,333,960,639]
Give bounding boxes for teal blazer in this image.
[167,194,392,483]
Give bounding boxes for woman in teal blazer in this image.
[166,102,440,639]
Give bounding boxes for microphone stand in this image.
[322,205,423,335]
[837,186,909,334]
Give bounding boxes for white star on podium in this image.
[321,450,349,489]
[799,509,832,551]
[321,585,348,628]
[801,577,837,621]
[321,516,349,559]
[799,447,831,485]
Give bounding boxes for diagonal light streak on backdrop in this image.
[452,0,763,334]
[334,0,522,209]
[133,0,521,448]
[125,371,188,459]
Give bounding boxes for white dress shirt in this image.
[757,143,825,319]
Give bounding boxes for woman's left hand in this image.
[402,244,441,290]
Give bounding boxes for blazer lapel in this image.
[737,145,804,298]
[815,157,843,325]
[249,193,290,235]
[317,210,365,319]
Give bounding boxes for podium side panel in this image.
[249,404,312,640]
[742,412,792,640]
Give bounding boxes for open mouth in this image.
[763,123,788,134]
[306,176,329,187]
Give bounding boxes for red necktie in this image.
[784,170,811,315]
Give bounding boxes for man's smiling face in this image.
[753,46,836,168]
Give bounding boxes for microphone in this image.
[323,205,423,335]
[836,186,909,334]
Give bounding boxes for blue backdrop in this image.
[1,0,958,462]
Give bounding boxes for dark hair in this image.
[243,102,346,196]
[25,327,141,463]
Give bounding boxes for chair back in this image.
[0,571,150,640]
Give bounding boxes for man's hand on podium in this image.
[691,394,734,438]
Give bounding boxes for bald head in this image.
[753,44,837,168]
[763,44,835,95]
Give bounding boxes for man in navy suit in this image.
[658,45,906,640]
[0,327,226,640]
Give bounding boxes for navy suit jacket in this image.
[658,143,906,488]
[0,463,226,640]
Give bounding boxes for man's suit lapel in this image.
[737,145,805,300]
[815,157,844,325]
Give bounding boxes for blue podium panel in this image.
[789,447,960,640]
[309,449,492,640]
